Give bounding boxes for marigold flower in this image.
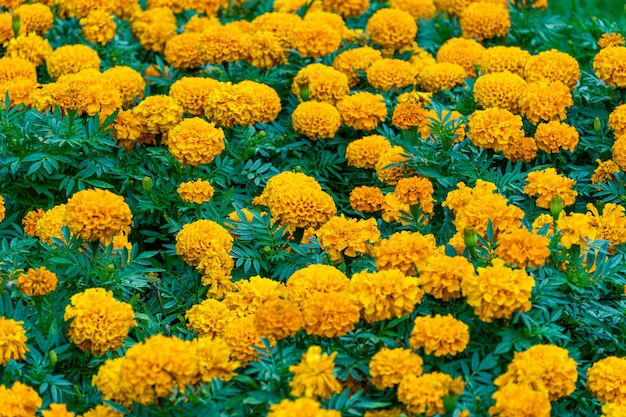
[394,176,435,214]
[80,10,116,45]
[250,12,302,48]
[602,403,626,417]
[268,398,341,417]
[593,46,626,88]
[418,62,466,91]
[503,135,538,162]
[462,258,535,322]
[397,372,465,416]
[177,179,215,204]
[245,30,287,69]
[291,20,341,59]
[556,212,596,249]
[473,71,526,113]
[480,45,531,76]
[390,0,436,20]
[163,32,203,70]
[36,204,66,244]
[169,76,220,116]
[289,346,342,398]
[92,357,130,407]
[437,37,485,78]
[592,159,620,184]
[374,230,438,275]
[588,202,626,246]
[587,356,626,404]
[366,59,417,92]
[194,337,239,383]
[14,3,53,36]
[532,120,579,154]
[0,381,42,417]
[599,32,625,49]
[168,118,225,166]
[301,291,360,337]
[316,215,380,262]
[41,404,74,417]
[46,44,101,80]
[0,12,11,45]
[349,186,385,212]
[460,1,510,41]
[133,94,183,135]
[286,264,350,308]
[608,103,626,136]
[615,135,626,170]
[185,0,227,15]
[0,57,37,84]
[223,276,285,318]
[366,8,417,50]
[519,79,573,124]
[351,269,423,323]
[111,110,141,149]
[102,66,145,108]
[198,25,249,65]
[130,7,177,53]
[524,168,577,209]
[292,63,350,104]
[254,299,303,340]
[183,15,220,33]
[494,344,578,401]
[186,298,236,338]
[375,146,412,185]
[363,409,407,417]
[345,135,392,169]
[176,218,233,268]
[64,189,132,242]
[495,227,551,268]
[223,316,270,366]
[322,0,369,17]
[333,46,383,87]
[4,32,53,66]
[409,314,469,356]
[489,383,551,417]
[337,91,388,130]
[369,347,424,390]
[468,108,524,152]
[391,101,428,130]
[292,101,342,140]
[17,266,58,297]
[0,318,28,365]
[21,208,44,237]
[417,254,474,301]
[0,78,39,108]
[524,49,581,90]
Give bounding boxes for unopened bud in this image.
[443,395,458,413]
[258,130,267,137]
[12,16,20,37]
[463,227,477,249]
[49,350,57,367]
[294,166,303,173]
[263,246,272,254]
[550,195,563,220]
[594,117,601,133]
[142,176,153,192]
[299,83,310,102]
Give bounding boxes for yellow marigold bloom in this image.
[495,227,551,268]
[587,356,626,404]
[197,25,249,65]
[489,383,551,417]
[268,398,340,417]
[168,118,225,166]
[524,168,577,209]
[322,0,369,17]
[130,7,177,53]
[316,215,380,262]
[35,204,66,244]
[64,288,136,355]
[460,1,510,41]
[92,357,130,407]
[608,103,626,136]
[437,37,485,78]
[0,318,28,365]
[186,298,236,338]
[409,314,469,356]
[80,10,116,45]
[64,189,132,242]
[398,372,465,416]
[291,20,341,59]
[184,0,227,15]
[519,79,573,124]
[163,32,203,70]
[286,264,350,307]
[374,230,438,275]
[417,254,474,301]
[418,62,466,92]
[524,49,581,90]
[350,186,385,212]
[462,258,534,322]
[292,63,350,104]
[111,110,141,149]
[289,346,342,398]
[245,30,287,69]
[345,135,392,169]
[369,347,423,390]
[169,76,220,116]
[593,46,626,88]
[0,57,37,83]
[22,208,44,237]
[301,291,360,337]
[133,94,183,134]
[177,179,215,204]
[503,135,538,162]
[14,3,53,36]
[390,0,436,20]
[603,403,626,417]
[46,44,100,80]
[333,46,383,87]
[56,0,116,19]
[375,146,412,185]
[292,101,342,140]
[4,32,53,66]
[0,12,11,45]
[381,192,411,225]
[223,316,269,366]
[351,269,423,323]
[17,266,57,297]
[480,45,531,77]
[534,120,579,154]
[0,381,42,417]
[391,101,428,131]
[0,78,39,109]
[612,136,626,170]
[394,176,435,214]
[250,12,302,48]
[119,334,198,405]
[557,212,596,249]
[223,276,285,318]
[302,10,347,37]
[81,404,123,417]
[592,159,620,184]
[194,337,239,383]
[254,299,303,340]
[41,404,74,417]
[366,8,416,50]
[102,66,145,108]
[494,344,578,401]
[337,91,388,130]
[473,71,526,113]
[183,15,220,33]
[588,202,626,245]
[176,218,233,270]
[599,32,625,49]
[366,58,417,91]
[468,108,524,152]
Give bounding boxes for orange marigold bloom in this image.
[322,0,369,17]
[366,8,417,50]
[349,186,385,212]
[0,381,42,417]
[64,189,132,242]
[223,316,271,366]
[35,204,66,244]
[0,57,37,83]
[292,101,342,140]
[494,344,578,401]
[292,63,350,104]
[480,45,531,77]
[351,269,423,322]
[133,94,183,134]
[291,20,341,59]
[598,32,625,49]
[17,266,58,296]
[366,58,417,91]
[194,336,239,383]
[333,46,383,87]
[0,12,12,45]
[168,118,225,166]
[0,318,28,365]
[345,135,392,169]
[177,179,215,204]
[374,230,438,275]
[130,7,177,53]
[316,215,380,262]
[185,0,228,15]
[462,258,535,322]
[14,3,53,36]
[503,135,538,163]
[198,25,249,65]
[0,78,39,109]
[587,356,626,404]
[4,33,53,66]
[268,398,340,417]
[609,104,626,136]
[524,49,581,90]
[389,0,436,20]
[473,71,526,113]
[593,46,626,88]
[495,227,551,268]
[289,346,342,398]
[183,15,220,33]
[337,91,388,130]
[286,264,350,307]
[46,44,100,80]
[489,383,551,417]
[22,208,45,237]
[64,288,136,355]
[375,146,413,185]
[409,314,470,356]
[588,202,626,246]
[186,298,236,338]
[468,108,524,152]
[519,80,573,124]
[418,62,466,92]
[111,110,141,149]
[250,12,302,48]
[301,291,360,337]
[394,176,435,215]
[524,167,577,209]
[92,358,131,407]
[397,372,465,416]
[557,212,596,249]
[102,66,145,108]
[603,403,626,417]
[80,10,116,45]
[169,76,220,116]
[164,32,203,70]
[392,102,429,130]
[460,1,510,41]
[534,120,579,153]
[223,275,285,318]
[369,347,424,390]
[436,37,485,78]
[381,192,411,225]
[417,254,474,301]
[254,299,303,340]
[592,159,620,184]
[245,30,287,69]
[41,404,74,417]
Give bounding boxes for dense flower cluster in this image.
[0,318,28,366]
[333,46,383,86]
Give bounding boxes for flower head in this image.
[17,266,58,296]
[316,215,380,262]
[409,314,470,356]
[480,45,531,76]
[292,101,342,140]
[301,291,360,338]
[468,108,524,152]
[397,372,465,416]
[245,30,287,69]
[375,146,413,185]
[177,179,215,204]
[292,63,350,104]
[473,71,526,113]
[164,32,203,70]
[418,62,466,92]
[254,299,303,340]
[130,7,177,53]
[417,254,474,301]
[291,21,341,58]
[0,318,28,365]
[168,118,225,166]
[102,66,145,108]
[592,159,620,184]
[519,80,573,124]
[495,227,551,268]
[4,33,53,66]
[46,44,101,80]
[289,346,342,398]
[367,58,417,91]
[524,49,580,90]
[593,46,626,88]
[223,316,270,366]
[366,8,417,50]
[268,398,340,417]
[186,298,236,338]
[524,168,577,209]
[534,121,579,153]
[392,102,429,130]
[133,94,183,134]
[333,47,383,86]
[389,0,436,20]
[194,337,239,383]
[587,356,626,404]
[80,10,116,45]
[599,33,625,49]
[350,186,385,212]
[197,25,249,65]
[489,383,551,417]
[460,1,510,41]
[369,347,424,390]
[436,37,485,78]
[286,264,350,308]
[345,135,392,169]
[0,381,42,417]
[223,276,285,318]
[374,231,438,275]
[169,76,220,116]
[14,3,53,36]
[337,91,388,130]
[64,189,132,242]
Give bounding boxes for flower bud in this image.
[463,227,477,249]
[550,195,563,220]
[12,16,20,38]
[443,394,458,413]
[49,350,57,367]
[299,83,310,102]
[594,117,601,133]
[142,176,153,193]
